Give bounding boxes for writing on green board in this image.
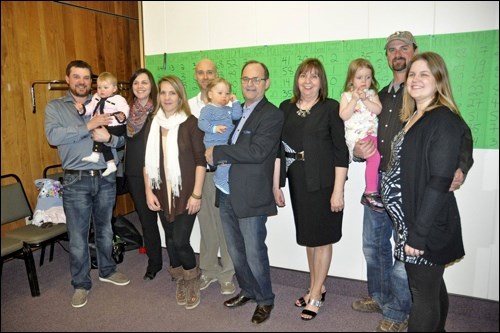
[146,30,499,149]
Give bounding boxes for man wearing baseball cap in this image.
[351,30,473,332]
[385,31,417,49]
[351,30,415,332]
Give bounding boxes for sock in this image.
[102,162,117,177]
[82,152,100,163]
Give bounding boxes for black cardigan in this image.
[401,107,467,265]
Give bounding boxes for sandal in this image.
[301,298,323,321]
[294,289,310,307]
[295,289,327,307]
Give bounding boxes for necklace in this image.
[403,110,420,133]
[296,99,317,118]
[296,107,310,118]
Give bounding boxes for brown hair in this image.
[291,58,328,104]
[128,68,158,109]
[65,60,92,77]
[241,60,270,79]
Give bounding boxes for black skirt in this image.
[287,160,342,247]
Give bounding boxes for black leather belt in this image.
[65,169,106,177]
[284,151,305,161]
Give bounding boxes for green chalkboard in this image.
[146,30,499,149]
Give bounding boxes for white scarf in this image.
[145,110,187,197]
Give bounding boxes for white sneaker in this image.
[71,289,89,308]
[220,281,236,295]
[199,275,217,290]
[99,271,130,286]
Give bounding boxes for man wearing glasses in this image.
[205,60,284,324]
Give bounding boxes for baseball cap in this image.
[385,31,417,49]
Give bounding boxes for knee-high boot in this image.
[168,266,185,305]
[183,266,201,310]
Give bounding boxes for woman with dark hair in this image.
[125,68,165,281]
[274,58,349,320]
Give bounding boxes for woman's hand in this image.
[186,196,201,215]
[405,244,425,257]
[146,192,162,211]
[331,190,344,212]
[274,188,285,207]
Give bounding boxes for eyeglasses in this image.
[241,77,267,85]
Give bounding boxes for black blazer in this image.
[278,98,349,192]
[401,107,467,265]
[213,97,284,218]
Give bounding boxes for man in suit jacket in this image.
[205,60,284,324]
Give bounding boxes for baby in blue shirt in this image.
[198,78,242,194]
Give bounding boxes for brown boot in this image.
[168,266,186,305]
[183,267,201,310]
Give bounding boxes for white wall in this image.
[142,1,499,301]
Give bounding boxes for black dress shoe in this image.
[143,271,157,280]
[251,304,274,324]
[224,293,253,308]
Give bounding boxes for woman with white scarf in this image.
[144,76,206,310]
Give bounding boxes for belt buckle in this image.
[296,151,305,161]
[89,170,98,176]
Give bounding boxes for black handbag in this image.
[112,215,143,251]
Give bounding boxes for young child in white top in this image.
[75,72,129,176]
[339,58,383,211]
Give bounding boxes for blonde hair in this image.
[342,58,379,93]
[153,75,191,117]
[97,72,117,86]
[401,52,461,122]
[206,77,231,102]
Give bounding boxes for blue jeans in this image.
[363,206,411,323]
[218,192,274,306]
[62,171,117,290]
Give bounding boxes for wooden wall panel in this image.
[1,1,140,234]
[58,1,139,19]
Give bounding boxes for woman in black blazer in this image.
[274,58,349,320]
[381,52,470,331]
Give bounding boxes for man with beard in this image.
[350,31,473,332]
[45,60,130,309]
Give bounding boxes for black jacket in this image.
[402,107,467,265]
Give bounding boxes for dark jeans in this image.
[127,175,164,273]
[159,212,197,270]
[406,263,448,332]
[62,171,116,290]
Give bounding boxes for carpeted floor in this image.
[1,213,498,332]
